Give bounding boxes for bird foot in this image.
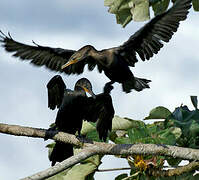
[44,126,59,141]
[76,134,93,144]
[104,81,114,94]
[156,144,168,149]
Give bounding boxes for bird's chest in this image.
[104,56,133,82]
[56,96,85,128]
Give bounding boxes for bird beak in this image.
[82,87,96,99]
[61,59,78,69]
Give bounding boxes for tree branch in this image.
[149,161,199,177]
[21,147,97,180]
[1,123,199,180]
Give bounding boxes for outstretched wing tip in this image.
[118,0,192,66]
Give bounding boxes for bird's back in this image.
[55,89,86,134]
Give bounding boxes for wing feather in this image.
[47,75,66,110]
[84,93,114,141]
[0,32,102,75]
[0,32,76,73]
[116,0,192,66]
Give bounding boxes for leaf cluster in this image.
[104,0,199,27]
[47,96,199,179]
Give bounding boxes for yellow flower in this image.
[134,155,147,171]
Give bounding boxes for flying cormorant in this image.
[0,0,192,92]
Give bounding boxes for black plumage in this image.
[47,75,114,166]
[84,83,115,141]
[0,0,192,92]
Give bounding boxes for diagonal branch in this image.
[21,147,97,180]
[1,123,199,180]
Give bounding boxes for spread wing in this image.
[0,31,91,74]
[114,0,192,67]
[85,93,115,141]
[47,75,66,110]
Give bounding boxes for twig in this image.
[97,167,131,172]
[123,171,140,180]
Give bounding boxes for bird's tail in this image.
[122,77,151,93]
[49,141,73,166]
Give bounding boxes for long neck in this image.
[89,48,110,66]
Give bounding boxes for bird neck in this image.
[90,50,109,66]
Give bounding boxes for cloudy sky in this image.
[0,0,198,179]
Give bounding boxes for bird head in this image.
[75,78,96,99]
[61,45,94,69]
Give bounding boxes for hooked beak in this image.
[82,87,96,99]
[61,59,78,69]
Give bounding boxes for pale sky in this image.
[0,0,199,179]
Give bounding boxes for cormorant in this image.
[47,75,114,166]
[0,0,191,93]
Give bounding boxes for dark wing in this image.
[85,93,115,141]
[114,0,192,66]
[47,75,66,110]
[0,32,104,74]
[0,31,89,74]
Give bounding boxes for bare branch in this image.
[149,161,199,177]
[1,123,199,180]
[21,147,97,180]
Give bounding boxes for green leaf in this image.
[47,155,101,180]
[104,0,115,6]
[104,0,150,27]
[46,168,71,180]
[152,0,170,16]
[144,106,171,120]
[81,121,107,142]
[46,142,55,161]
[191,96,198,109]
[49,163,97,180]
[156,128,176,145]
[116,9,132,28]
[164,98,199,148]
[192,0,199,11]
[166,157,181,167]
[128,124,149,143]
[115,173,128,180]
[129,0,150,22]
[112,115,145,130]
[86,128,105,142]
[189,120,199,137]
[170,127,182,139]
[81,121,96,135]
[114,137,132,144]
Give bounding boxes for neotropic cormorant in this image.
[0,0,192,93]
[47,76,95,166]
[47,75,114,166]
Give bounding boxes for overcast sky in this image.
[0,0,198,179]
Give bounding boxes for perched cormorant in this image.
[47,75,114,166]
[47,76,95,166]
[0,0,191,92]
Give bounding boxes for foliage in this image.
[104,0,199,27]
[46,96,199,179]
[165,96,199,149]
